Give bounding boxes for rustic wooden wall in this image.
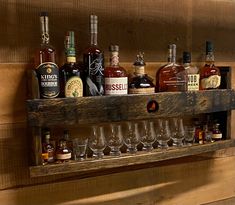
[1,0,235,205]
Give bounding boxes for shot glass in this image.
[73,138,88,161]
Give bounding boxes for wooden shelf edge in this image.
[29,139,235,178]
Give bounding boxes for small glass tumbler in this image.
[88,126,106,160]
[123,122,140,154]
[184,126,195,146]
[73,138,88,161]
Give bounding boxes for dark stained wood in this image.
[27,89,235,127]
[30,127,43,166]
[29,139,235,177]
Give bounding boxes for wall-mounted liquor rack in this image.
[27,88,235,177]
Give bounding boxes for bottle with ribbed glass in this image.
[200,41,221,90]
[104,45,128,95]
[83,15,104,96]
[35,12,60,99]
[60,31,83,98]
[129,52,155,94]
[183,51,200,91]
[155,44,187,92]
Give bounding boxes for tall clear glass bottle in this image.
[156,44,187,92]
[200,41,221,90]
[60,31,83,98]
[104,45,128,95]
[83,15,104,96]
[35,12,60,99]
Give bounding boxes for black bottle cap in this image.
[109,45,119,52]
[40,11,48,17]
[206,41,213,53]
[183,51,191,64]
[133,52,145,66]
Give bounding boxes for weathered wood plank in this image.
[29,140,235,177]
[27,89,235,127]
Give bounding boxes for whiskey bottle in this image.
[56,140,72,163]
[60,31,83,98]
[129,52,155,94]
[200,41,221,90]
[183,51,200,91]
[35,12,60,99]
[156,44,187,92]
[212,123,222,141]
[83,15,104,96]
[42,129,55,164]
[104,45,128,95]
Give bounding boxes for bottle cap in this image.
[133,52,146,66]
[206,41,213,53]
[40,11,48,17]
[109,45,119,52]
[183,51,191,64]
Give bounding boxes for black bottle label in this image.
[84,53,104,96]
[36,62,60,98]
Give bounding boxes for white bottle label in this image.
[65,76,83,97]
[201,75,221,89]
[56,153,71,160]
[212,133,222,139]
[188,74,200,91]
[105,77,128,95]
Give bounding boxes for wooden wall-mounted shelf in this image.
[27,89,235,177]
[27,89,235,127]
[30,140,235,177]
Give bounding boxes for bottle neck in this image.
[40,15,50,44]
[134,66,145,75]
[110,51,119,67]
[168,46,176,63]
[91,33,97,46]
[205,51,215,65]
[90,15,98,46]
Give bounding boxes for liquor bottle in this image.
[155,44,187,92]
[129,52,155,94]
[35,12,60,99]
[41,129,55,164]
[212,123,222,141]
[183,51,200,91]
[60,31,83,98]
[104,45,128,95]
[56,140,72,163]
[200,41,221,90]
[83,15,104,96]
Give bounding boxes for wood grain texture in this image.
[26,89,235,127]
[29,140,235,177]
[1,156,235,205]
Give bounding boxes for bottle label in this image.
[65,76,83,97]
[212,133,222,139]
[201,75,221,89]
[36,62,60,98]
[85,53,104,96]
[56,153,71,160]
[188,74,200,91]
[129,87,155,94]
[105,77,128,95]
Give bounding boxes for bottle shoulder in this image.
[84,45,102,54]
[104,65,128,77]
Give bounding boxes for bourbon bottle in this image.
[42,129,55,164]
[104,45,128,95]
[35,12,60,99]
[156,44,187,92]
[60,31,83,97]
[200,41,221,90]
[83,15,104,96]
[129,52,155,94]
[183,51,200,91]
